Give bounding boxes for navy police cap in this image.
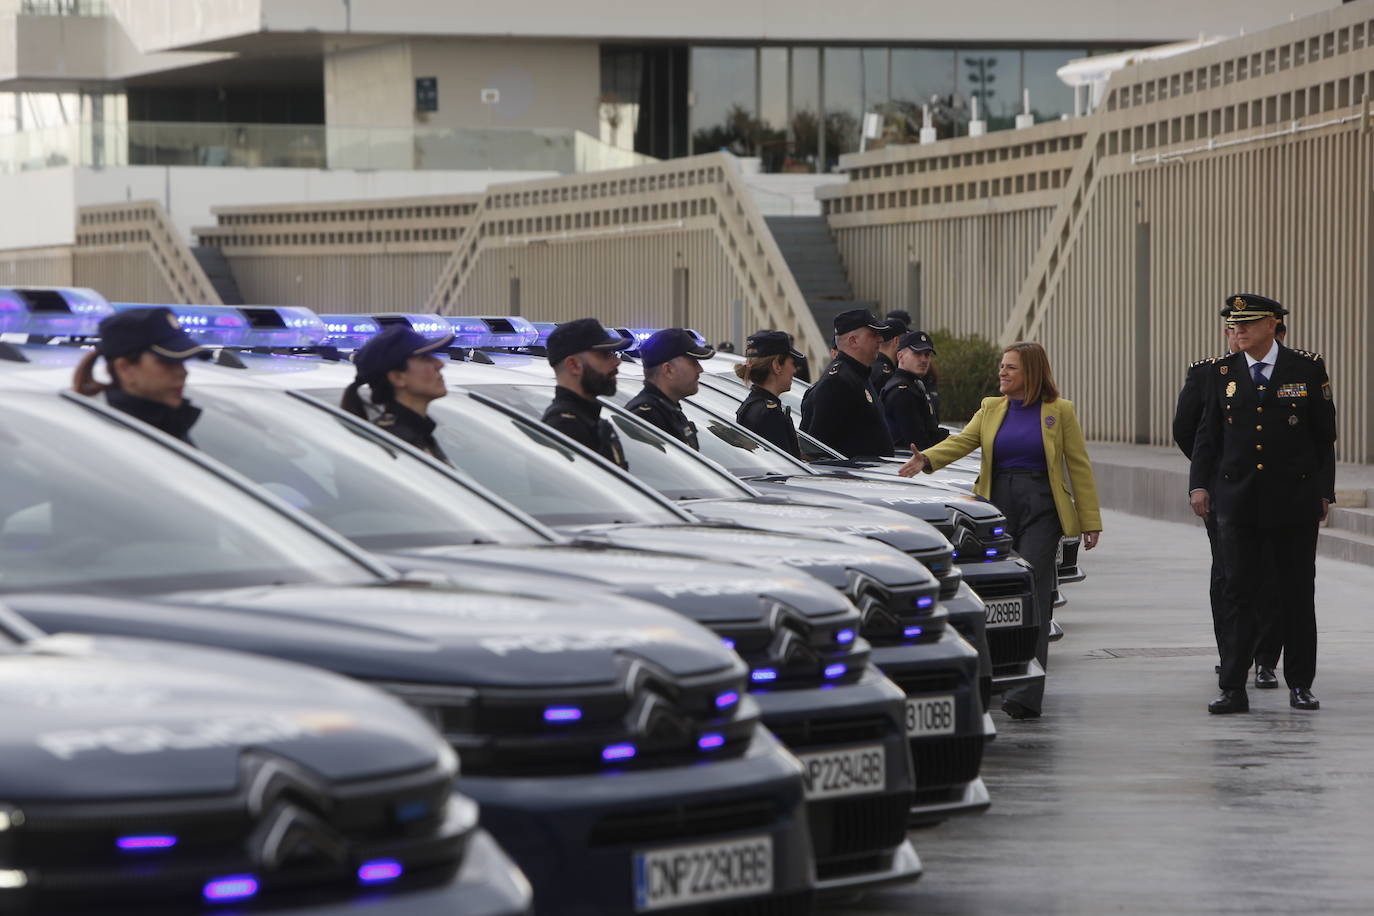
[745,329,805,361]
[353,323,453,381]
[545,317,630,366]
[1222,293,1288,322]
[97,307,204,361]
[640,328,716,369]
[899,330,937,354]
[833,308,890,336]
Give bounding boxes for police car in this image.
[0,602,529,915]
[0,305,819,914]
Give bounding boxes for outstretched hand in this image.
[898,445,926,478]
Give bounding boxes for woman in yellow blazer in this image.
[901,342,1102,720]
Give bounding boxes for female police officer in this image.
[72,307,206,444]
[734,330,806,458]
[901,341,1102,720]
[340,322,455,462]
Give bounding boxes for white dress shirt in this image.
[1244,339,1280,382]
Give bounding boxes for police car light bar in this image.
[445,315,540,349]
[318,314,382,350]
[531,321,558,346]
[0,286,114,336]
[112,303,329,349]
[615,328,708,351]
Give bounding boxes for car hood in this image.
[386,542,853,625]
[749,473,1003,525]
[0,631,445,801]
[4,584,741,691]
[678,493,951,554]
[561,523,930,592]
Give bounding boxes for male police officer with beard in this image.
[542,318,632,469]
[800,308,894,457]
[625,328,716,448]
[1189,294,1336,714]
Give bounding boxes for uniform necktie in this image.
[1251,361,1267,398]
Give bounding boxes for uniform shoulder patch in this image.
[1290,348,1323,362]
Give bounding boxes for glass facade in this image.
[682,44,1109,171]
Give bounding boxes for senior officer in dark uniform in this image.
[1173,321,1239,674]
[1189,294,1336,714]
[72,307,206,444]
[800,308,894,457]
[340,323,455,462]
[881,329,949,451]
[541,318,632,469]
[625,328,716,448]
[869,316,907,390]
[735,330,806,457]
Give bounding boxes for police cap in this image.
[353,323,454,381]
[97,307,205,361]
[899,329,937,354]
[833,308,891,336]
[880,316,908,340]
[639,328,716,369]
[885,309,912,326]
[745,329,805,361]
[546,318,630,366]
[1223,293,1288,322]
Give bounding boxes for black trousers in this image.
[1215,516,1319,690]
[1203,510,1226,661]
[992,469,1062,714]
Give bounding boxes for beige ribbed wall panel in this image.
[833,207,1055,340]
[457,227,747,341]
[0,247,73,285]
[226,253,451,311]
[74,250,179,304]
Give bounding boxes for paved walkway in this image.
[840,508,1374,915]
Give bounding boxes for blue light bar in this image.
[904,626,923,638]
[543,706,582,723]
[992,527,1006,536]
[116,835,177,851]
[203,875,258,902]
[446,315,540,348]
[750,668,778,683]
[616,327,708,350]
[835,628,855,645]
[824,663,847,679]
[369,313,452,337]
[1,286,114,336]
[985,548,999,557]
[318,313,382,349]
[358,860,404,885]
[698,733,726,751]
[602,743,636,761]
[715,691,739,709]
[917,597,935,610]
[721,638,736,651]
[112,303,250,347]
[531,321,558,345]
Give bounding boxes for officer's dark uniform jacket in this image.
[375,401,450,464]
[625,382,698,449]
[869,351,897,390]
[105,388,201,446]
[880,368,948,451]
[542,385,628,469]
[1172,353,1229,460]
[736,385,800,458]
[799,352,894,457]
[1189,345,1337,525]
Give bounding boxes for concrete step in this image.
[1326,505,1374,538]
[1317,526,1374,566]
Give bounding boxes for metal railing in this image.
[77,201,221,305]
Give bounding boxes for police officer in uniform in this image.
[341,322,455,462]
[735,330,806,457]
[72,307,206,444]
[1173,321,1239,673]
[1189,294,1336,714]
[869,316,907,390]
[800,308,894,457]
[625,328,716,448]
[881,329,949,452]
[541,318,632,469]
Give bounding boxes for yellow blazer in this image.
[921,396,1103,537]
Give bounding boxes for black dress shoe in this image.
[1215,664,1222,674]
[1001,699,1041,720]
[1208,688,1249,714]
[1290,688,1320,710]
[1254,666,1279,689]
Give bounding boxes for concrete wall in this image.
[324,41,414,130]
[0,167,75,249]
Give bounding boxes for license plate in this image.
[985,597,1023,628]
[633,835,772,912]
[794,744,886,799]
[905,694,956,736]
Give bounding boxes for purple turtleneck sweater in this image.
[992,398,1048,471]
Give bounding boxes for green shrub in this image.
[929,329,1002,422]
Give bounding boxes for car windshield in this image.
[473,384,752,502]
[382,389,685,528]
[698,375,840,461]
[189,387,547,550]
[0,393,372,595]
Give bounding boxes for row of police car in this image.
[0,287,1084,915]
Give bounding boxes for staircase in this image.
[191,246,244,305]
[1320,491,1374,566]
[764,216,878,339]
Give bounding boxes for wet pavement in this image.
[838,508,1374,915]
